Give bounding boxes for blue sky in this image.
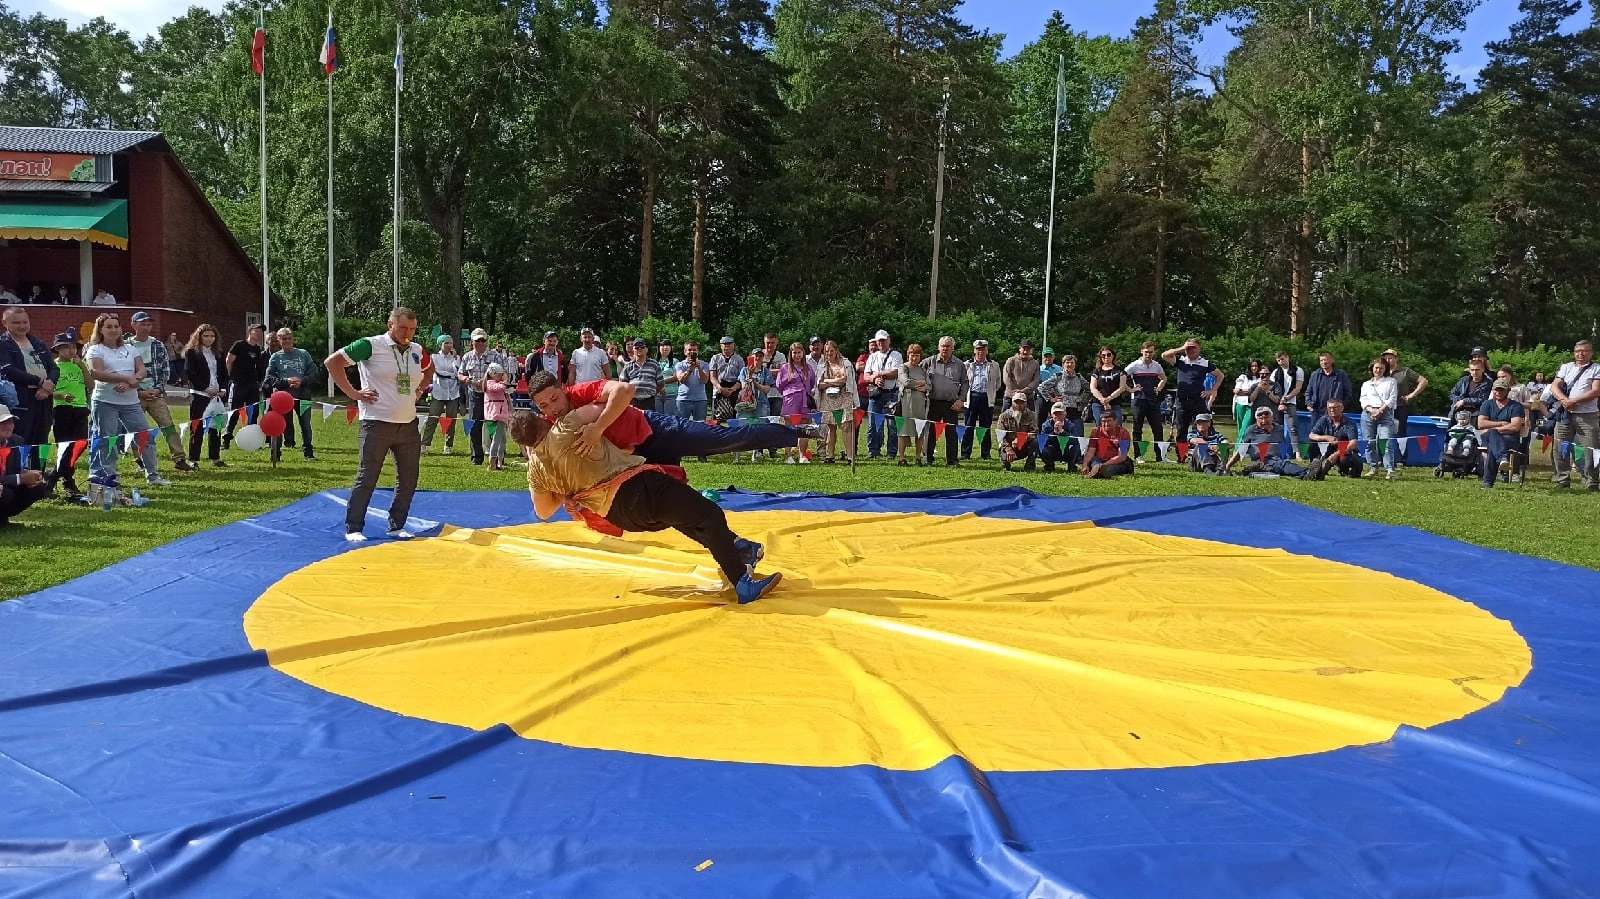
[963,0,1542,79]
[12,0,1560,80]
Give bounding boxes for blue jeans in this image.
[1361,410,1397,472]
[676,397,707,424]
[1480,429,1517,486]
[89,400,158,481]
[867,390,899,457]
[637,411,798,466]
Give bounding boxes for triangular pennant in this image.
[1540,434,1554,451]
[933,421,947,440]
[463,418,478,435]
[789,414,806,426]
[1299,443,1311,458]
[1592,447,1600,467]
[1155,441,1170,461]
[161,424,176,438]
[1134,440,1147,459]
[1076,436,1090,454]
[955,425,968,442]
[0,447,9,471]
[91,436,106,455]
[516,377,528,394]
[69,439,88,467]
[179,421,191,440]
[1118,439,1130,456]
[994,427,1009,445]
[975,426,989,444]
[1378,438,1388,455]
[833,409,845,425]
[1560,440,1571,459]
[1174,441,1189,462]
[122,432,136,452]
[487,421,498,439]
[1055,435,1069,452]
[440,415,455,435]
[416,414,431,433]
[212,413,226,432]
[1336,439,1352,459]
[1196,443,1209,460]
[37,443,54,465]
[895,415,906,432]
[299,400,313,415]
[852,409,866,428]
[321,403,338,422]
[1416,435,1430,454]
[137,429,153,454]
[346,406,360,425]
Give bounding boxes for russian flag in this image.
[319,19,339,75]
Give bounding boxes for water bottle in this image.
[130,488,150,507]
[101,488,112,512]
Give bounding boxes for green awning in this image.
[0,199,128,250]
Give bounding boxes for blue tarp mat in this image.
[1,488,1597,898]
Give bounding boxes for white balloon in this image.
[234,424,266,453]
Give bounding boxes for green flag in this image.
[1057,435,1070,451]
[895,416,906,432]
[975,426,989,443]
[1055,54,1067,119]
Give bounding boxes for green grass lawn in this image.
[1,407,1590,601]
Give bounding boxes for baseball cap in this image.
[720,336,735,345]
[580,326,595,335]
[1019,339,1034,349]
[809,336,822,344]
[1012,391,1028,402]
[1195,412,1214,422]
[52,332,76,348]
[1050,402,1067,414]
[1383,347,1399,356]
[1041,346,1054,355]
[1493,376,1512,390]
[470,328,489,341]
[0,404,14,423]
[973,339,989,348]
[874,329,890,341]
[543,330,557,339]
[631,338,647,348]
[1470,346,1487,359]
[659,337,672,345]
[130,311,152,323]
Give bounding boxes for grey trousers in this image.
[1553,410,1598,488]
[347,419,422,533]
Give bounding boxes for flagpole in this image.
[1043,54,1064,349]
[256,5,269,333]
[325,14,336,391]
[393,23,402,310]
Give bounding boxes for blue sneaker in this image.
[735,571,782,605]
[733,538,764,573]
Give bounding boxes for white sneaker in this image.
[146,475,173,487]
[386,528,415,540]
[785,456,797,464]
[798,455,810,464]
[750,452,760,463]
[443,446,452,455]
[1134,457,1145,465]
[345,531,368,543]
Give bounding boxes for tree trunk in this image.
[638,162,657,324]
[692,172,707,322]
[1291,131,1312,336]
[1152,216,1167,331]
[1340,235,1362,335]
[440,205,464,338]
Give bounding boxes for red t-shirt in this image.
[556,380,653,450]
[855,354,871,398]
[1088,425,1131,462]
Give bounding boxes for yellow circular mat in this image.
[244,510,1531,772]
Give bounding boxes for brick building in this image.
[0,125,279,342]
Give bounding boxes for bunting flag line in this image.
[462,418,477,436]
[1415,435,1430,454]
[486,421,498,440]
[322,403,339,422]
[955,425,968,443]
[975,427,989,445]
[179,422,191,441]
[345,406,360,425]
[68,439,87,467]
[852,409,866,429]
[440,415,455,436]
[932,421,947,441]
[1174,441,1189,462]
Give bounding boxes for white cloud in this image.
[12,0,225,38]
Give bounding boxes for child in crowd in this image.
[50,333,89,501]
[483,363,511,471]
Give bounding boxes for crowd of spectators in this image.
[5,305,1598,527]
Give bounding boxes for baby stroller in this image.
[1434,411,1480,479]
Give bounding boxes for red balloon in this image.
[268,390,296,415]
[259,411,287,438]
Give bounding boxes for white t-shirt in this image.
[570,345,608,383]
[339,333,424,423]
[1360,376,1398,413]
[1557,361,1600,414]
[866,349,905,386]
[86,342,141,405]
[91,293,117,306]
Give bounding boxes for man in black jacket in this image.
[0,306,59,456]
[1,404,52,526]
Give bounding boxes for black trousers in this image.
[51,405,89,486]
[1130,398,1163,444]
[602,472,745,584]
[0,482,50,522]
[1309,441,1364,477]
[925,399,961,465]
[225,386,261,440]
[1174,393,1207,444]
[188,394,222,462]
[469,392,487,464]
[961,392,994,458]
[16,401,52,464]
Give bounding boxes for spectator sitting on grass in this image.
[997,391,1039,473]
[1226,406,1312,479]
[1081,412,1133,480]
[1306,399,1362,479]
[0,403,52,526]
[1186,412,1226,475]
[1039,402,1079,472]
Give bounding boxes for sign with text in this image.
[0,152,97,181]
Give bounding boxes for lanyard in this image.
[390,342,411,377]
